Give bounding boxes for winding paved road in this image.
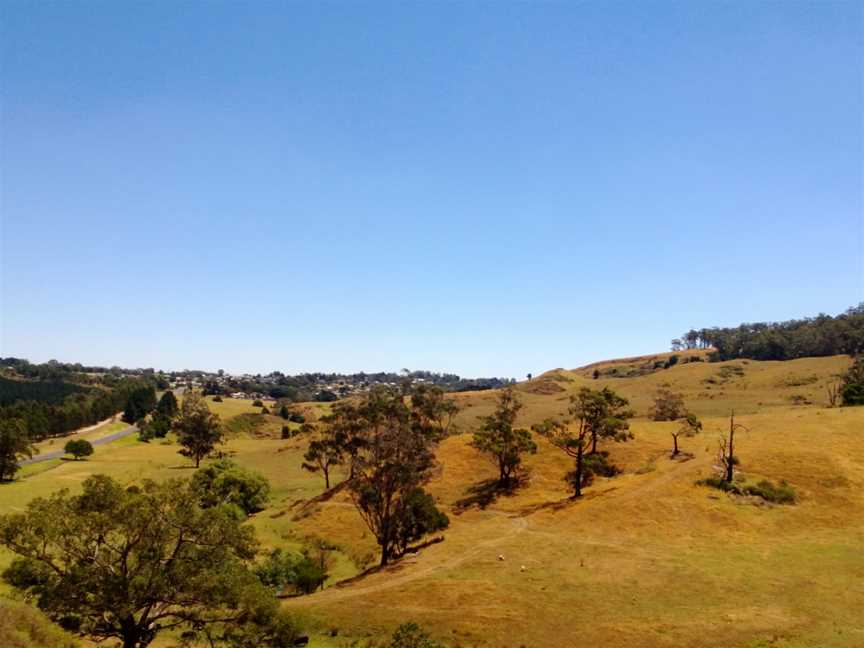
[19,424,138,466]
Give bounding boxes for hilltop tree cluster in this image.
[672,304,864,361]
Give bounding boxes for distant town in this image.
[0,358,516,403]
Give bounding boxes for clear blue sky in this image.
[1,2,862,378]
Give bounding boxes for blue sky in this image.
[1,2,862,378]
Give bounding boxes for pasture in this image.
[0,355,861,647]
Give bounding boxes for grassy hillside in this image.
[0,355,861,647]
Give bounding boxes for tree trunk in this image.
[324,468,330,490]
[672,433,679,456]
[725,420,735,483]
[572,445,583,498]
[590,430,598,455]
[195,453,201,468]
[121,617,141,648]
[380,541,389,566]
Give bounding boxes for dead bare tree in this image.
[717,411,749,483]
[826,379,842,407]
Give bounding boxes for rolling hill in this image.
[0,353,861,647]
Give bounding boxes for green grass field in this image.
[1,356,862,647]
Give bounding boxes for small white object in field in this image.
[520,565,526,572]
[498,554,505,561]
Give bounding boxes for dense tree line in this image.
[1,357,166,385]
[0,376,89,406]
[0,378,154,441]
[672,304,864,361]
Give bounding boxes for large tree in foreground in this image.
[0,475,297,648]
[345,384,457,566]
[471,388,536,486]
[174,392,223,467]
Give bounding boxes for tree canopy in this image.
[0,418,34,481]
[674,304,864,361]
[338,384,457,565]
[173,392,223,467]
[0,475,296,648]
[471,388,536,486]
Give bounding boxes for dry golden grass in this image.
[1,356,862,647]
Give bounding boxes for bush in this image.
[583,451,620,478]
[842,382,864,406]
[64,439,93,460]
[138,413,171,442]
[252,399,264,407]
[191,459,270,516]
[212,395,223,402]
[697,476,796,504]
[697,476,739,493]
[289,412,305,424]
[651,388,685,421]
[389,622,441,648]
[254,549,328,596]
[744,479,796,504]
[281,425,291,440]
[0,599,78,648]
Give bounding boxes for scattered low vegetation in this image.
[698,476,797,504]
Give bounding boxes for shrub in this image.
[697,476,739,493]
[252,399,264,407]
[191,459,270,516]
[289,412,306,423]
[842,382,864,406]
[64,439,93,460]
[281,425,291,439]
[744,479,796,504]
[138,413,171,442]
[254,549,328,596]
[212,395,223,402]
[0,599,78,648]
[697,476,796,504]
[651,388,685,421]
[389,622,441,648]
[583,451,620,478]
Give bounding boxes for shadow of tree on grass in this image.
[453,475,529,514]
